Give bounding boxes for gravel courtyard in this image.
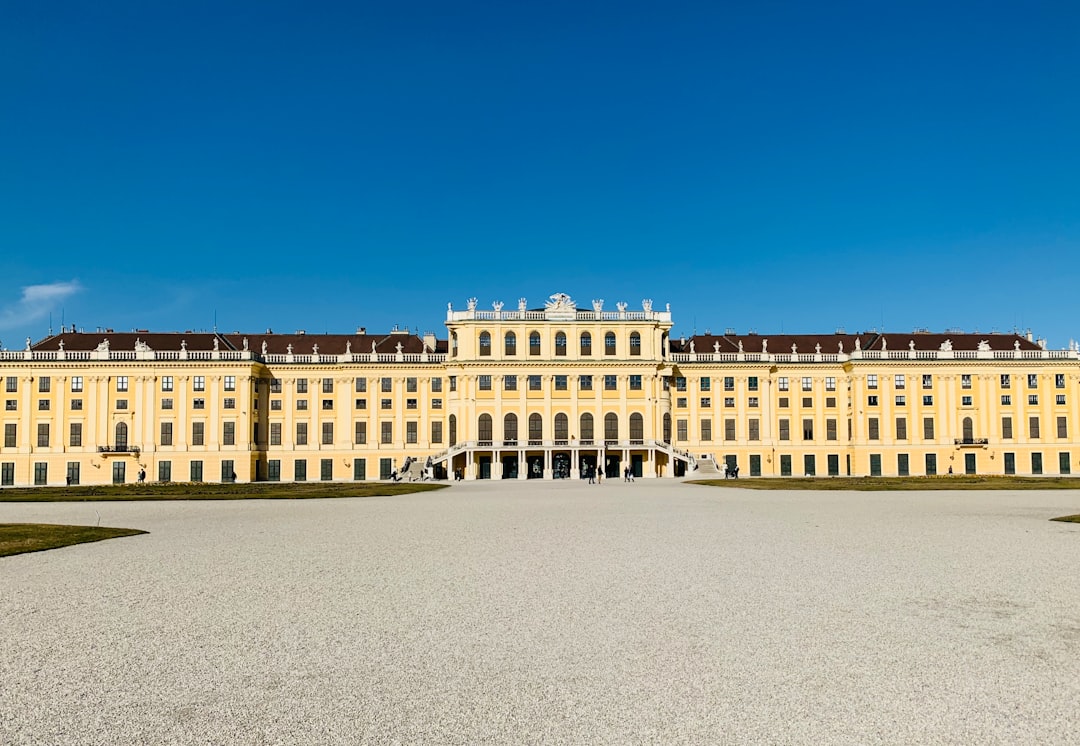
[1,481,1078,745]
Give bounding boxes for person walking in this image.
[596,465,603,485]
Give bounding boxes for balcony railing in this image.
[954,438,989,446]
[98,445,140,455]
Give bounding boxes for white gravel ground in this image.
[1,480,1078,745]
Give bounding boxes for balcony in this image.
[98,445,140,455]
[954,438,989,447]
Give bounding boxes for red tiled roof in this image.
[32,332,228,352]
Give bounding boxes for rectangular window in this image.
[354,459,367,480]
[748,397,759,407]
[431,421,442,444]
[322,422,334,445]
[38,376,50,393]
[5,377,16,393]
[896,417,907,440]
[825,397,836,408]
[961,374,971,389]
[828,454,840,476]
[1002,416,1013,439]
[190,460,203,482]
[270,422,282,445]
[354,378,366,393]
[478,375,492,390]
[780,455,792,476]
[825,377,836,392]
[224,376,236,391]
[268,460,281,482]
[724,418,736,441]
[748,419,760,441]
[802,377,812,392]
[381,422,393,444]
[221,460,235,483]
[1001,394,1011,405]
[1055,373,1065,389]
[922,374,932,388]
[354,398,366,409]
[431,378,442,393]
[868,417,879,440]
[321,378,334,394]
[867,395,878,406]
[925,453,937,476]
[554,375,568,391]
[701,377,711,392]
[294,379,308,394]
[779,419,790,441]
[270,400,281,410]
[38,400,50,411]
[295,422,308,445]
[270,379,283,394]
[504,375,517,391]
[71,376,83,392]
[37,423,49,448]
[961,396,972,406]
[193,398,205,409]
[802,418,813,440]
[529,375,542,391]
[1028,374,1038,388]
[804,454,816,476]
[224,398,236,409]
[897,453,910,476]
[676,419,688,441]
[294,459,307,481]
[604,375,618,391]
[677,397,687,408]
[1000,374,1010,388]
[115,399,128,410]
[701,397,711,407]
[1057,416,1067,438]
[321,459,333,481]
[381,377,392,392]
[406,377,417,393]
[380,458,393,480]
[922,395,933,406]
[630,375,642,390]
[1032,452,1043,475]
[381,399,392,410]
[802,397,812,408]
[869,454,882,477]
[1028,394,1039,405]
[406,421,418,444]
[826,418,837,441]
[1030,416,1041,439]
[723,377,734,391]
[34,462,48,485]
[192,422,205,446]
[778,377,789,391]
[193,376,205,392]
[405,399,417,410]
[895,395,906,405]
[779,397,789,408]
[748,376,759,391]
[158,376,172,392]
[158,461,170,482]
[160,422,172,446]
[700,419,712,441]
[867,375,878,389]
[355,422,367,445]
[432,398,442,409]
[1057,394,1067,405]
[3,423,15,448]
[116,376,128,392]
[1,462,14,486]
[68,422,82,447]
[1059,452,1071,475]
[449,376,456,392]
[675,377,687,391]
[894,374,905,389]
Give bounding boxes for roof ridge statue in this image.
[545,293,575,312]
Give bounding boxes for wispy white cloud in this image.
[0,280,82,331]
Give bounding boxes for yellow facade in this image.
[1,294,1077,486]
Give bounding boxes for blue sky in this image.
[2,1,1078,348]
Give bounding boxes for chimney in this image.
[423,332,436,351]
[1026,329,1033,342]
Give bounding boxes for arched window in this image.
[605,331,617,355]
[503,413,518,443]
[529,331,541,356]
[604,413,619,441]
[580,332,592,355]
[555,332,567,356]
[504,331,516,356]
[478,414,493,443]
[663,413,672,443]
[963,416,974,441]
[115,422,128,449]
[449,414,457,446]
[580,413,594,442]
[554,413,569,441]
[479,331,491,356]
[629,332,641,356]
[630,413,644,442]
[528,413,543,442]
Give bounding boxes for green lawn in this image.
[0,481,447,502]
[688,476,1080,491]
[0,523,148,557]
[1050,515,1080,523]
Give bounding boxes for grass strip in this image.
[0,482,448,502]
[1050,515,1080,523]
[688,476,1080,491]
[0,523,147,557]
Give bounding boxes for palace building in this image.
[1,293,1078,486]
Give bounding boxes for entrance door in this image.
[112,461,126,484]
[579,455,596,479]
[631,454,643,478]
[605,454,621,480]
[552,453,570,479]
[964,452,976,475]
[478,456,492,480]
[725,455,737,473]
[501,456,518,479]
[526,455,544,479]
[674,459,686,477]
